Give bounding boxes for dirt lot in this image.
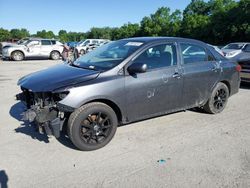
[0,59,250,188]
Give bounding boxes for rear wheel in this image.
[50,51,60,60]
[68,102,118,151]
[11,51,24,61]
[203,82,229,114]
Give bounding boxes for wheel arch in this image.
[220,80,231,95]
[85,99,123,124]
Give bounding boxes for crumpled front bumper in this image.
[16,92,73,138]
[21,106,64,138]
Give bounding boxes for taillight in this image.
[236,64,242,72]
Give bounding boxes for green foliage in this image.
[36,30,55,39]
[0,0,249,45]
[0,28,11,41]
[140,7,182,36]
[10,28,29,39]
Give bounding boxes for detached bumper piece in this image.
[16,89,72,138]
[21,105,65,138]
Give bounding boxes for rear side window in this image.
[180,43,208,64]
[41,40,51,45]
[134,43,177,70]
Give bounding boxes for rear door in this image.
[40,40,52,57]
[179,42,221,108]
[125,42,183,122]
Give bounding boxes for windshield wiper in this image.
[71,63,100,71]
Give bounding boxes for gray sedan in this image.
[16,37,240,151]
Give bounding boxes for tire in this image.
[203,82,229,114]
[50,51,60,60]
[11,51,24,61]
[80,49,85,55]
[67,102,118,151]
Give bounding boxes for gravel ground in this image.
[0,59,250,188]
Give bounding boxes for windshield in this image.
[78,40,89,46]
[223,43,245,50]
[17,39,29,45]
[73,40,144,71]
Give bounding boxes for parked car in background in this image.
[67,41,78,48]
[2,38,64,61]
[207,44,224,56]
[16,37,240,151]
[86,41,110,53]
[221,42,249,58]
[76,39,110,55]
[230,44,250,83]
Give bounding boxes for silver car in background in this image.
[221,42,249,58]
[76,39,110,55]
[2,38,64,61]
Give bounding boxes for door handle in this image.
[211,66,218,72]
[172,72,181,79]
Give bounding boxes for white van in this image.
[76,39,109,54]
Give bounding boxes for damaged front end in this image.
[16,87,74,138]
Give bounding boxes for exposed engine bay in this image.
[16,87,73,138]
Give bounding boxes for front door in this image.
[26,40,41,57]
[125,43,183,122]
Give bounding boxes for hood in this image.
[222,49,241,53]
[232,52,250,62]
[4,44,26,49]
[222,49,241,58]
[18,64,100,92]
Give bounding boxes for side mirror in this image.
[128,63,147,74]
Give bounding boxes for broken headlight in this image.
[53,91,70,101]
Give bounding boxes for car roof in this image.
[120,37,206,45]
[25,37,42,40]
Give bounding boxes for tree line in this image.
[0,0,249,45]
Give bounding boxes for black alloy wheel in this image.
[68,102,118,151]
[79,112,112,145]
[204,82,229,114]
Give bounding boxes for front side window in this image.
[26,40,40,46]
[41,40,51,45]
[73,40,144,71]
[133,43,177,70]
[180,43,208,64]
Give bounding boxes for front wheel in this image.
[203,82,229,114]
[11,51,24,61]
[67,102,118,151]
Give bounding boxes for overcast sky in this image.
[0,0,191,34]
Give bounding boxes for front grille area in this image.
[20,87,63,109]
